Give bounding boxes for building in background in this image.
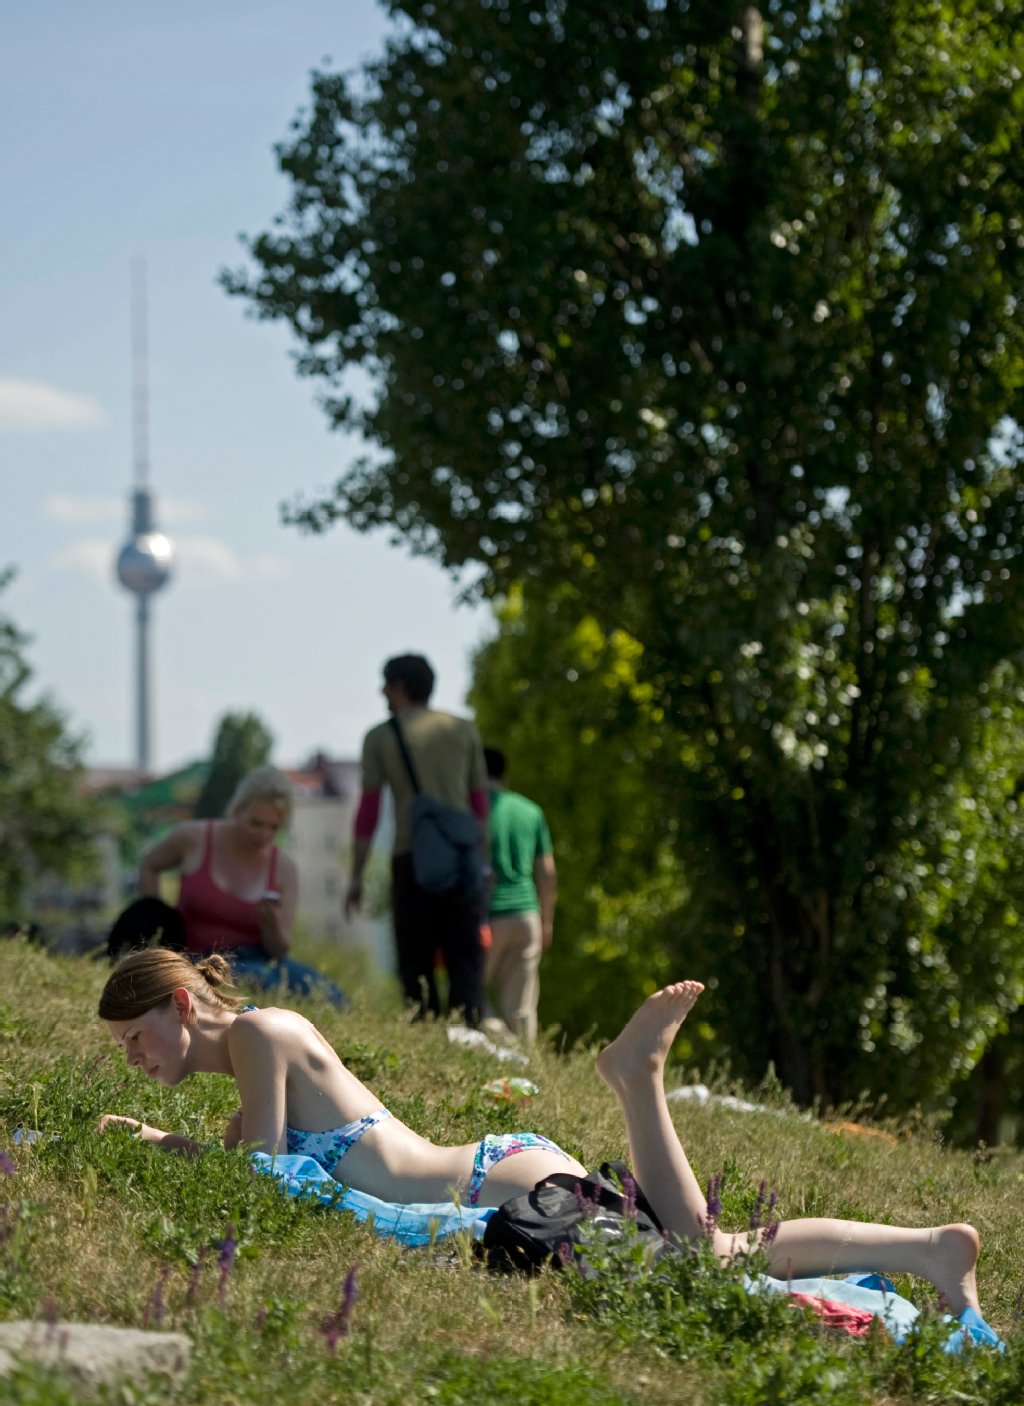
[284,754,362,944]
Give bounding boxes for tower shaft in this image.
[134,595,151,774]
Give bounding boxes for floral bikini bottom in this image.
[466,1132,573,1206]
[284,1109,571,1206]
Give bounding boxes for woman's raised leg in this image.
[596,980,711,1241]
[596,981,982,1315]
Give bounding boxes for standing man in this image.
[345,654,489,1024]
[482,746,557,1042]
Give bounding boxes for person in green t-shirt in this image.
[483,747,557,1041]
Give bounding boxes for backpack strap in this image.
[388,716,422,794]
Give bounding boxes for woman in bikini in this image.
[97,951,983,1316]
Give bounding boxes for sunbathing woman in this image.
[97,953,982,1315]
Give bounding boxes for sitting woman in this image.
[97,952,983,1319]
[137,766,343,1005]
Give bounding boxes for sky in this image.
[1,1,493,774]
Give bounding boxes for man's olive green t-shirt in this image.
[360,707,487,856]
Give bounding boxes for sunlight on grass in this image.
[0,939,1022,1403]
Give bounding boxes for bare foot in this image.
[597,981,705,1092]
[930,1223,981,1316]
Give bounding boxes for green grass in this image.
[1,938,1023,1404]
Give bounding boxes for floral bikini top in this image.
[285,1108,393,1176]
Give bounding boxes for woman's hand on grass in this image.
[96,1114,167,1143]
[223,1108,244,1150]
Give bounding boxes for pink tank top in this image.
[178,822,278,954]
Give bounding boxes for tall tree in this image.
[470,585,690,1047]
[194,712,274,820]
[0,571,101,914]
[226,1,1024,1107]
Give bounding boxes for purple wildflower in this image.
[217,1227,237,1305]
[42,1298,58,1340]
[340,1266,358,1329]
[0,1151,15,1176]
[322,1266,359,1352]
[184,1250,207,1308]
[556,1239,574,1268]
[621,1170,637,1220]
[573,1181,598,1215]
[143,1265,171,1329]
[255,1306,269,1332]
[701,1172,723,1236]
[760,1190,781,1245]
[749,1180,768,1231]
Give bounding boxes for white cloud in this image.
[0,378,106,429]
[175,536,242,581]
[49,539,117,585]
[168,536,291,583]
[49,533,290,586]
[43,493,207,528]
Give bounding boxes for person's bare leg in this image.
[764,1220,981,1315]
[597,980,982,1315]
[596,980,709,1240]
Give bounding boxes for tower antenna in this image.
[132,256,149,490]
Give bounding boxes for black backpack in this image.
[107,897,186,961]
[482,1162,678,1277]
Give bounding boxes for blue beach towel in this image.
[251,1152,495,1247]
[252,1153,1002,1352]
[750,1270,1003,1353]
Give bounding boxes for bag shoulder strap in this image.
[388,715,422,793]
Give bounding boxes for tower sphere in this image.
[116,531,174,596]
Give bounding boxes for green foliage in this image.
[0,570,103,916]
[224,1,1024,1115]
[472,583,1024,1123]
[570,1208,795,1364]
[470,584,689,1045]
[193,712,273,820]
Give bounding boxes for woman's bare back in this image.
[232,1007,483,1202]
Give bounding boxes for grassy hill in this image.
[1,939,1022,1404]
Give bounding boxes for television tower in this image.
[115,259,174,775]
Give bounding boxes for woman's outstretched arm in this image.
[96,1113,206,1157]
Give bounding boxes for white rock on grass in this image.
[0,1322,192,1389]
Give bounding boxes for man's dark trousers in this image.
[391,853,483,1025]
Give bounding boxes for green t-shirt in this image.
[488,789,553,915]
